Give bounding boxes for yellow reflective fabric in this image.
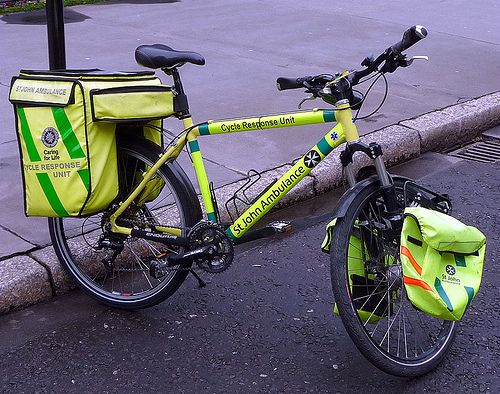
[10,78,73,106]
[90,86,174,122]
[401,207,486,321]
[14,86,91,216]
[323,219,383,323]
[10,70,170,217]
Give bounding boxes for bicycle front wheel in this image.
[49,140,201,309]
[329,179,457,377]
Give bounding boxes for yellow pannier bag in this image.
[322,219,388,323]
[10,69,172,217]
[90,85,173,122]
[400,207,486,321]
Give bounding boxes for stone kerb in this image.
[0,255,52,314]
[401,92,500,152]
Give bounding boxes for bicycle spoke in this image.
[386,285,391,352]
[403,311,408,358]
[351,289,387,299]
[379,301,403,348]
[364,295,389,330]
[128,245,155,290]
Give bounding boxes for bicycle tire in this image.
[329,177,457,377]
[49,139,201,309]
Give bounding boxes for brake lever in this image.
[298,94,316,109]
[402,55,429,67]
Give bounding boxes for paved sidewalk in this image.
[0,0,499,314]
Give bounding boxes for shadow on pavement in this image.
[1,1,179,25]
[1,8,90,24]
[106,0,179,3]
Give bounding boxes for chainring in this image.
[188,221,234,274]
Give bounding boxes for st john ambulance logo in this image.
[41,127,59,148]
[445,265,456,276]
[304,150,321,168]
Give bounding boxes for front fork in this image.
[342,142,402,280]
[341,141,399,213]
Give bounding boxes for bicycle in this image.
[43,25,458,377]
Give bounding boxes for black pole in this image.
[46,0,66,70]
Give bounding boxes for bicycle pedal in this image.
[233,221,292,245]
[268,221,292,233]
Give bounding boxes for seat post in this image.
[163,67,190,119]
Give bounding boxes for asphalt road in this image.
[0,152,498,393]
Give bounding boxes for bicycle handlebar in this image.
[276,76,309,91]
[276,25,428,92]
[390,25,427,54]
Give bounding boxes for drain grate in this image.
[448,140,500,163]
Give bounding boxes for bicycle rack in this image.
[403,181,452,214]
[224,169,276,223]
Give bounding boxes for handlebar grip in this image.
[276,77,306,91]
[390,25,427,53]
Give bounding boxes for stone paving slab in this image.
[0,227,34,257]
[482,125,500,141]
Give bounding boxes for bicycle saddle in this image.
[135,44,205,69]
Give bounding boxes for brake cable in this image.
[353,72,389,121]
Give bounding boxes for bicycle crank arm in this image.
[167,245,216,266]
[130,229,190,246]
[149,245,215,279]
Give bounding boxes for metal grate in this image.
[448,140,500,163]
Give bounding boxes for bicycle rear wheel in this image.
[329,178,457,377]
[49,140,201,309]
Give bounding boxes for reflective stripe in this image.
[78,169,90,192]
[36,172,69,216]
[198,123,210,135]
[434,278,453,311]
[464,286,475,310]
[403,275,432,291]
[316,137,333,156]
[225,226,237,240]
[188,140,200,153]
[207,212,217,222]
[400,245,423,275]
[51,107,86,159]
[323,110,336,122]
[455,255,467,267]
[17,107,41,162]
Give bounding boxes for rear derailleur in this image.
[96,234,125,273]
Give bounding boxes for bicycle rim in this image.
[50,144,191,308]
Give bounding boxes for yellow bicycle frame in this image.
[110,101,359,240]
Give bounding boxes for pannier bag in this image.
[322,219,388,323]
[9,69,173,217]
[400,207,486,321]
